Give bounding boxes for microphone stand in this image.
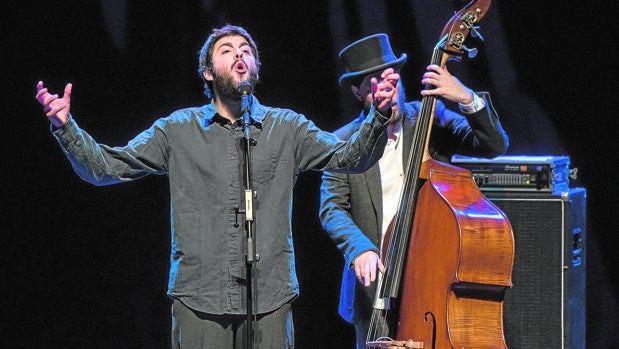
[238,81,258,349]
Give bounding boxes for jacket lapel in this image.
[365,163,383,235]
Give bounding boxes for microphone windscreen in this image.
[237,81,253,95]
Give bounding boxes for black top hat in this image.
[338,33,407,88]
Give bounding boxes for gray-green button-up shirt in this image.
[52,95,389,315]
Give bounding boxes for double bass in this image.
[367,1,515,348]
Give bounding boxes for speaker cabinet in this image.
[484,188,586,349]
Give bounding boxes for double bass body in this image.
[396,159,514,348]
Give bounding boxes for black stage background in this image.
[3,1,617,348]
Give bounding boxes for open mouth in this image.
[234,61,247,74]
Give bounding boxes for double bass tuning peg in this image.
[452,24,483,58]
[462,45,478,59]
[469,25,484,41]
[461,25,483,58]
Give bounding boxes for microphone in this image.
[237,81,253,140]
[237,80,253,96]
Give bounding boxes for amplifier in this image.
[451,155,571,193]
[485,188,587,348]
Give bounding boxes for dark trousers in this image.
[171,299,294,349]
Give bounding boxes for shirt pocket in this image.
[250,147,277,184]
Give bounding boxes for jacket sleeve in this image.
[319,169,378,268]
[431,92,509,160]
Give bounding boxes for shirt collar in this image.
[202,95,265,127]
[388,118,402,142]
